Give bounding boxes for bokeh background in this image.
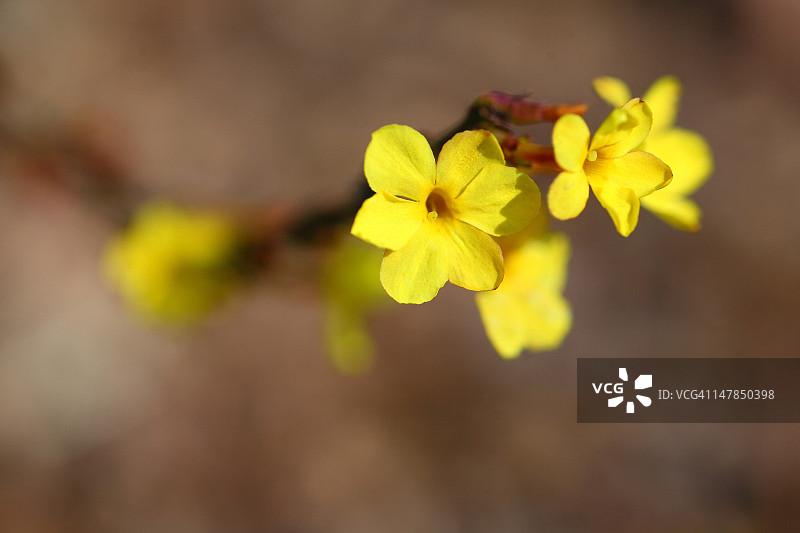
[1,0,800,531]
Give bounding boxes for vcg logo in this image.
[592,367,653,414]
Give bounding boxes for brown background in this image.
[1,0,799,531]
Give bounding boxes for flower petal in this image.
[643,75,681,134]
[591,99,653,158]
[443,220,504,292]
[585,151,672,197]
[522,295,572,352]
[364,124,435,200]
[547,170,589,220]
[351,192,425,251]
[641,192,702,233]
[475,292,529,358]
[435,130,506,197]
[589,177,640,237]
[552,114,590,172]
[643,127,713,195]
[509,233,571,293]
[592,76,632,107]
[476,231,574,358]
[455,164,540,236]
[379,222,447,304]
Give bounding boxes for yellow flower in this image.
[547,99,673,237]
[593,76,713,231]
[475,225,572,358]
[321,236,391,374]
[351,124,540,304]
[103,202,241,325]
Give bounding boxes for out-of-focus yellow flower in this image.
[593,76,713,231]
[351,124,540,304]
[475,221,572,358]
[321,236,391,375]
[103,202,241,325]
[548,99,672,237]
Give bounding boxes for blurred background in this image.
[1,0,799,531]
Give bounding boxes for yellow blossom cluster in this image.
[346,76,712,360]
[547,98,672,236]
[593,76,713,231]
[103,202,242,325]
[100,76,711,365]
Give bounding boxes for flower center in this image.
[587,150,598,162]
[425,190,453,221]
